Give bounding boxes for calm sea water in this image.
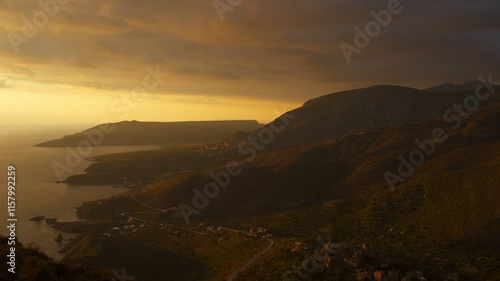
[0,130,158,259]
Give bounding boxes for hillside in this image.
[252,84,500,146]
[118,103,500,222]
[0,236,113,281]
[71,102,500,280]
[57,83,499,186]
[49,82,500,280]
[35,120,262,147]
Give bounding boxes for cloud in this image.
[0,80,12,88]
[0,0,498,102]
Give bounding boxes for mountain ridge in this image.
[35,120,263,147]
[249,83,500,146]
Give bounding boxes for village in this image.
[285,239,454,281]
[99,220,272,244]
[101,220,443,281]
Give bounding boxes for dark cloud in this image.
[0,0,498,101]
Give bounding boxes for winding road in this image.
[227,237,275,281]
[118,194,275,281]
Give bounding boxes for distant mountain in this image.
[255,84,499,146]
[35,120,262,147]
[424,82,458,93]
[425,81,484,93]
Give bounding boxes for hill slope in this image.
[81,103,500,226]
[254,84,500,146]
[35,120,262,147]
[63,83,500,280]
[0,236,113,281]
[75,103,500,280]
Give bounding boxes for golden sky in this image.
[0,0,498,129]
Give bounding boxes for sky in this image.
[0,0,499,129]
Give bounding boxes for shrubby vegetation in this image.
[0,236,113,281]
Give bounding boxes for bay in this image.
[0,129,158,259]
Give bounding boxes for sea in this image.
[0,129,158,259]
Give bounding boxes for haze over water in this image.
[0,129,158,258]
